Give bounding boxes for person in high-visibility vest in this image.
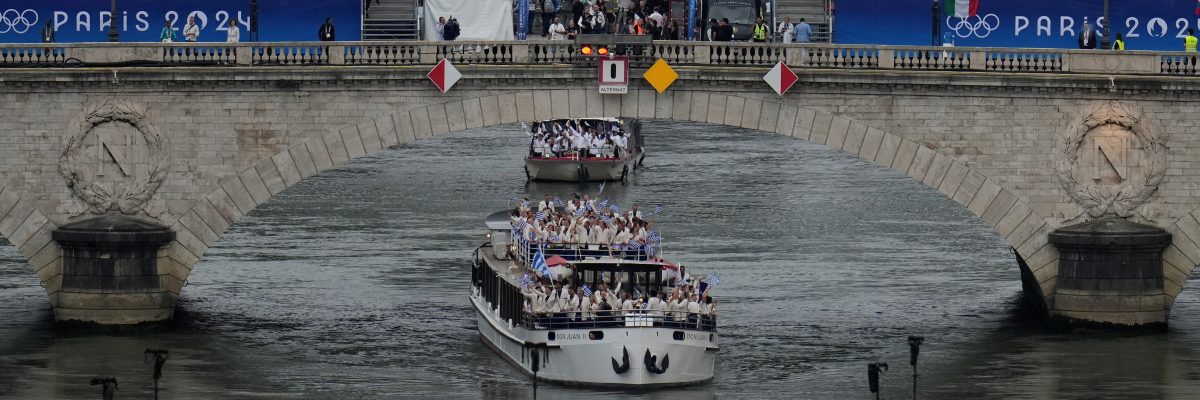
[1112,33,1125,50]
[1186,29,1198,52]
[752,18,768,42]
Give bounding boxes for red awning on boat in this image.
[547,255,569,266]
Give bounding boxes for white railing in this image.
[0,40,1193,76]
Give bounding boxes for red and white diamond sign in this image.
[427,59,462,93]
[763,61,798,96]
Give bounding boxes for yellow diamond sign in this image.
[643,59,678,94]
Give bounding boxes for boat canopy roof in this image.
[485,210,514,230]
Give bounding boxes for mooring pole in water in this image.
[89,377,117,400]
[908,336,924,400]
[144,349,169,400]
[868,362,888,400]
[531,347,540,393]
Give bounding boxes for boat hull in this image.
[525,154,641,182]
[472,295,716,387]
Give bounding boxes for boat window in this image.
[589,331,604,340]
[673,331,685,341]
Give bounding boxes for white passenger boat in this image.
[471,211,717,387]
[524,118,645,182]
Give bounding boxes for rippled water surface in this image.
[1,121,1199,399]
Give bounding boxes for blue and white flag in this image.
[646,244,656,257]
[550,233,560,242]
[575,207,586,217]
[532,246,553,278]
[609,204,620,213]
[598,198,609,209]
[517,274,534,288]
[520,199,530,208]
[535,211,546,221]
[582,284,593,297]
[646,231,661,243]
[706,272,721,286]
[654,204,664,215]
[553,197,565,207]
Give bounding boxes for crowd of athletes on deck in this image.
[507,194,717,329]
[528,120,633,159]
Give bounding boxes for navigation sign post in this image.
[763,61,798,96]
[598,56,629,94]
[427,59,462,93]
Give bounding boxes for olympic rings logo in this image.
[946,14,1000,39]
[0,9,38,34]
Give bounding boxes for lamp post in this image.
[108,0,119,42]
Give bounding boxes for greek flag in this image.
[707,273,721,285]
[646,231,661,243]
[628,241,642,250]
[553,197,565,207]
[598,198,609,209]
[535,211,546,221]
[646,244,656,257]
[654,204,664,215]
[609,204,620,213]
[550,233,560,242]
[520,199,530,208]
[582,284,593,297]
[575,207,586,216]
[532,246,553,278]
[517,274,534,288]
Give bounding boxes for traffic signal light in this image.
[580,45,609,56]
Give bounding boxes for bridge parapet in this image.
[0,40,1194,76]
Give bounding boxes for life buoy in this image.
[643,349,669,374]
[611,346,630,374]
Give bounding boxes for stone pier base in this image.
[51,215,176,325]
[1046,219,1172,330]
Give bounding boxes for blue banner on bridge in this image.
[837,0,1200,51]
[0,0,360,43]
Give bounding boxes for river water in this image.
[1,121,1199,399]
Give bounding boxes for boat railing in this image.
[511,235,656,265]
[519,310,717,332]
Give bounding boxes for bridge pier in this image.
[51,215,176,325]
[1043,219,1172,330]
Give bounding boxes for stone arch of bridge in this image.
[2,90,1059,312]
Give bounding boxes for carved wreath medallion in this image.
[1055,101,1165,220]
[60,99,168,215]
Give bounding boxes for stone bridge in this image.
[2,40,1200,327]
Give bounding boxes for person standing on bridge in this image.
[1186,29,1198,53]
[795,18,812,43]
[184,15,200,42]
[1077,22,1097,50]
[1112,33,1124,50]
[777,17,795,44]
[227,19,241,43]
[751,17,768,43]
[41,21,55,43]
[319,17,336,41]
[159,18,177,42]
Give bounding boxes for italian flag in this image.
[945,0,979,18]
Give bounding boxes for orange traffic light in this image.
[579,45,609,56]
[597,47,609,55]
[581,45,594,55]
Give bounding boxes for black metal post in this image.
[108,0,119,42]
[250,0,261,42]
[909,336,924,400]
[1103,0,1110,47]
[931,0,940,46]
[145,348,169,400]
[868,362,888,400]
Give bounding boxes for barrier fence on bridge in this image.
[0,40,1197,76]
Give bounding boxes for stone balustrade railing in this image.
[0,40,1195,76]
